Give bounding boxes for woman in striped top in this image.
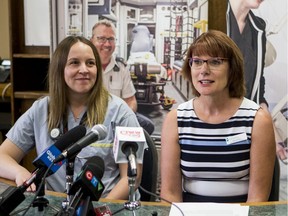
[160,30,276,203]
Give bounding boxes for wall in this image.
[0,0,10,59]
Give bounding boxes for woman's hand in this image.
[276,142,287,164]
[15,169,36,192]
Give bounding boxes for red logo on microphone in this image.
[120,130,141,138]
[85,170,93,180]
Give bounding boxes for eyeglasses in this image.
[188,57,228,69]
[95,36,115,44]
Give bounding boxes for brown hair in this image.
[47,36,109,130]
[182,30,246,98]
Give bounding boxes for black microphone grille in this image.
[121,141,139,153]
[54,125,86,150]
[85,156,105,179]
[91,124,107,140]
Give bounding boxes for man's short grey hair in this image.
[92,19,116,37]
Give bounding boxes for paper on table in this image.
[169,202,249,216]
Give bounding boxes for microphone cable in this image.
[138,185,185,216]
[111,185,185,216]
[13,167,185,216]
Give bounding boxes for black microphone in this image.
[33,125,87,174]
[61,156,105,216]
[69,156,105,200]
[54,124,107,163]
[121,142,138,177]
[0,125,86,215]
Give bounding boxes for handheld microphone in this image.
[54,124,107,163]
[0,125,86,215]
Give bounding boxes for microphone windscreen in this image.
[69,156,105,201]
[32,125,87,170]
[84,156,105,180]
[54,125,87,150]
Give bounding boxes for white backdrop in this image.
[24,0,50,46]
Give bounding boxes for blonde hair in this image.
[47,36,109,130]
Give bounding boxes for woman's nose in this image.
[79,63,88,74]
[200,64,210,75]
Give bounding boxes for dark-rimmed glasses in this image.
[96,36,115,44]
[188,57,228,69]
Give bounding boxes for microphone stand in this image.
[60,156,76,212]
[56,156,96,216]
[11,171,58,215]
[123,164,141,215]
[30,178,49,214]
[55,187,83,216]
[55,185,94,216]
[70,192,94,216]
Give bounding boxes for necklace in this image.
[74,114,81,121]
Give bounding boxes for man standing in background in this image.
[90,19,155,135]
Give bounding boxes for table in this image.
[0,178,287,216]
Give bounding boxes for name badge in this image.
[226,133,247,145]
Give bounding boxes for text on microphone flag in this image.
[37,144,63,173]
[119,130,142,138]
[113,126,147,164]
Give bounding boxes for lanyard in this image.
[63,112,87,134]
[50,111,87,141]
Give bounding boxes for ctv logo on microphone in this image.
[85,170,93,181]
[85,170,104,191]
[85,170,99,188]
[85,170,98,188]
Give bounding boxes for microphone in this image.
[122,142,138,176]
[113,127,147,176]
[53,124,107,163]
[69,156,105,201]
[59,156,105,216]
[113,127,147,202]
[113,127,147,164]
[33,125,87,174]
[0,125,86,215]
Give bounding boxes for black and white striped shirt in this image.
[177,97,260,197]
